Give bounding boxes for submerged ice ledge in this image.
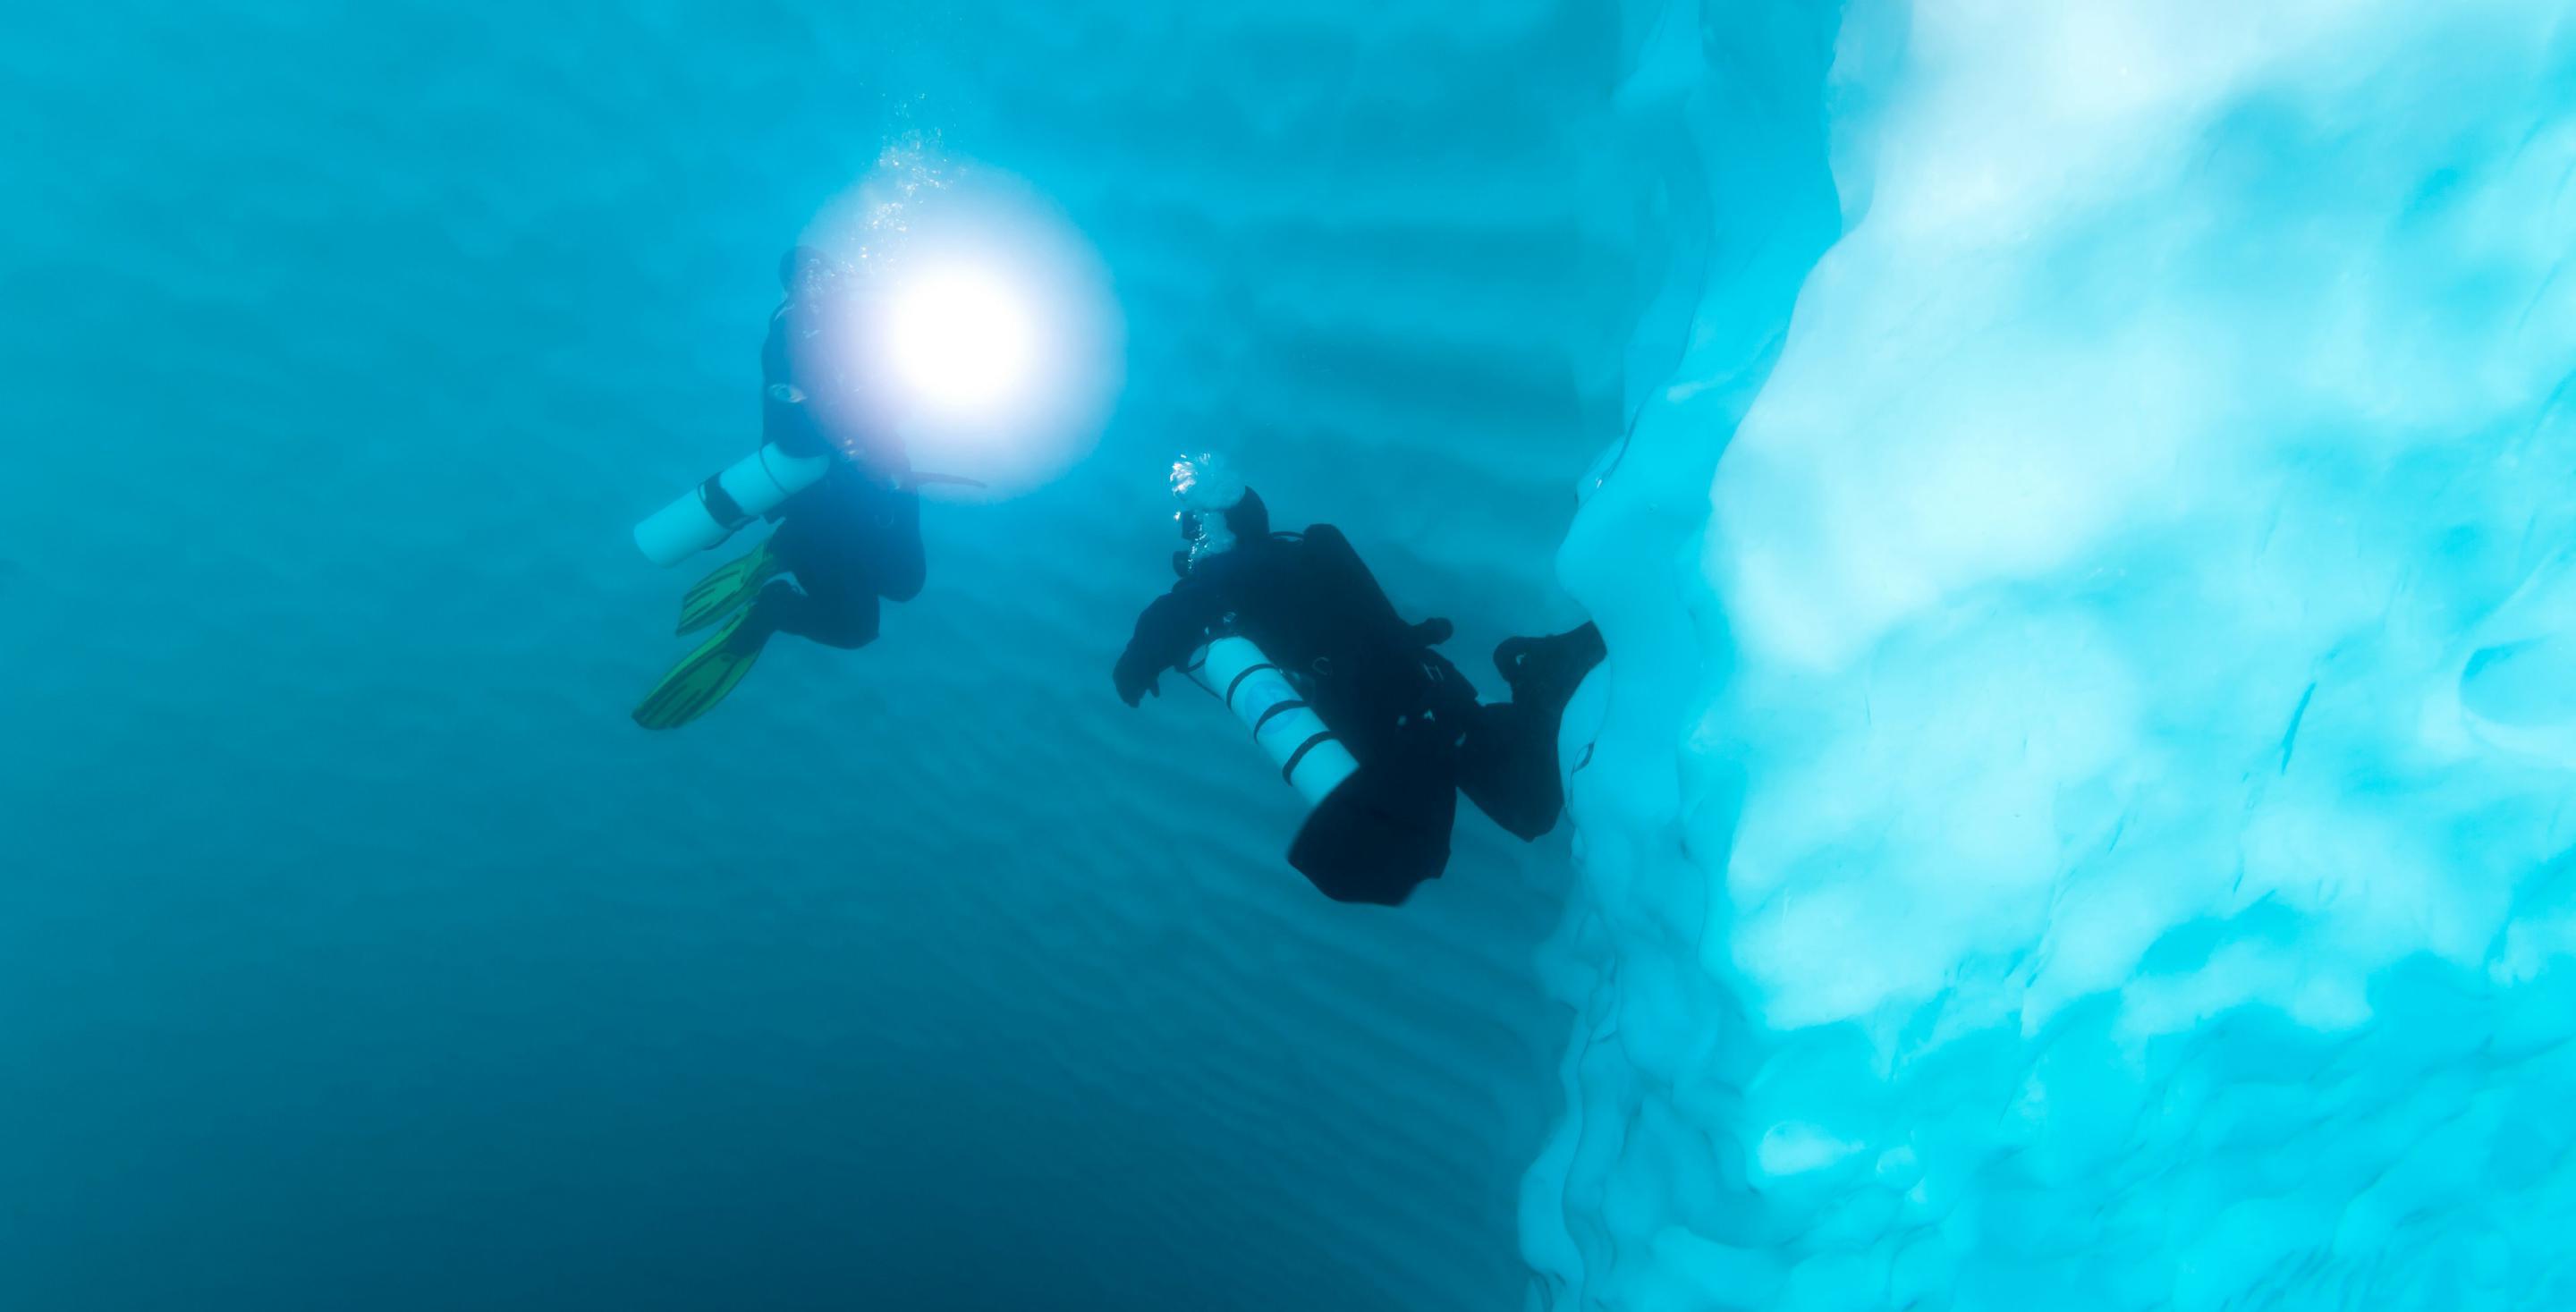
[1532,0,2576,1307]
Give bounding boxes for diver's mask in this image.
[1172,453,1247,571]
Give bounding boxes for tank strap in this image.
[1252,699,1309,735]
[1282,731,1336,783]
[699,475,753,531]
[1224,663,1281,712]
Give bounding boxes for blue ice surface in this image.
[1533,1,2576,1308]
[0,3,1618,1309]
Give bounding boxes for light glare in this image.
[801,147,1124,498]
[885,263,1041,420]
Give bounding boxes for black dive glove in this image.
[1114,648,1164,707]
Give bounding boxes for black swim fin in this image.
[1494,622,1605,717]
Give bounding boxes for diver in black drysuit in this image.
[630,248,927,731]
[747,247,923,648]
[1114,479,1605,906]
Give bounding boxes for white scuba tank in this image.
[632,442,835,567]
[1186,635,1361,808]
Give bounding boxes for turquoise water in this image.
[4,4,1617,1308]
[15,2,2576,1309]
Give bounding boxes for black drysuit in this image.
[753,298,922,647]
[1116,526,1565,905]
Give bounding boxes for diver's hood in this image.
[780,245,835,292]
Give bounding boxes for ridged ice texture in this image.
[0,4,1635,1309]
[1534,1,2576,1308]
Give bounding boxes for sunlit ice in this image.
[801,145,1123,500]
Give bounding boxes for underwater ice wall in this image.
[1533,0,2576,1307]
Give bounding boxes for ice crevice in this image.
[1530,0,2576,1308]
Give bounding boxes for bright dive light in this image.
[884,262,1040,420]
[801,145,1123,497]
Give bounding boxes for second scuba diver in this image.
[633,248,927,730]
[1113,454,1606,905]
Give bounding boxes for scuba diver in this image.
[631,248,926,730]
[1113,454,1606,905]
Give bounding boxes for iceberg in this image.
[1534,0,2576,1307]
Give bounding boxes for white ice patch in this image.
[1718,0,2576,1033]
